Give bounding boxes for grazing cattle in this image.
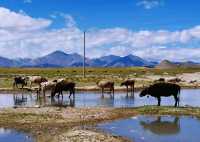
[28,76,48,88]
[51,80,75,98]
[121,79,135,95]
[40,81,57,96]
[13,76,27,89]
[96,80,114,97]
[140,116,180,135]
[139,83,181,107]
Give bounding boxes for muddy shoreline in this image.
[0,106,200,142]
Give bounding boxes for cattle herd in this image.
[13,76,181,107]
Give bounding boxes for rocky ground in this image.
[0,106,200,142]
[53,129,128,142]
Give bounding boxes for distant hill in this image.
[0,51,199,68]
[105,54,154,67]
[90,55,121,67]
[156,60,200,69]
[156,60,179,69]
[32,51,85,67]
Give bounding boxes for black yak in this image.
[51,80,75,98]
[140,83,181,107]
[13,76,27,89]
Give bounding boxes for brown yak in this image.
[96,80,114,97]
[121,79,135,95]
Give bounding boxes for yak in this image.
[28,76,48,88]
[51,80,75,98]
[13,76,27,89]
[40,81,57,96]
[96,80,114,97]
[121,79,135,95]
[140,83,181,107]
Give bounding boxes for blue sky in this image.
[2,0,200,30]
[0,0,200,61]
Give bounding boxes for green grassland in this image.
[0,67,200,88]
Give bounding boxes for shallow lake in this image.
[98,115,200,142]
[0,128,34,142]
[0,89,200,108]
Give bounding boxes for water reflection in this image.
[0,128,34,142]
[13,93,27,106]
[98,115,200,142]
[0,89,200,108]
[140,116,180,135]
[50,97,75,107]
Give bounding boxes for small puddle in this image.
[0,128,34,142]
[98,115,200,142]
[0,89,200,108]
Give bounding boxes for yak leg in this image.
[157,97,161,106]
[132,85,134,96]
[69,89,75,99]
[58,91,63,99]
[126,86,128,97]
[43,89,45,97]
[69,90,72,98]
[112,87,114,98]
[102,88,104,98]
[73,88,75,99]
[174,95,179,107]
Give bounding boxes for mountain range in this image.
[0,51,199,68]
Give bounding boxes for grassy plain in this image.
[0,67,200,88]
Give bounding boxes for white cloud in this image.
[1,7,200,62]
[136,0,163,9]
[0,7,51,31]
[50,12,76,28]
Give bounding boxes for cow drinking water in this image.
[139,83,181,107]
